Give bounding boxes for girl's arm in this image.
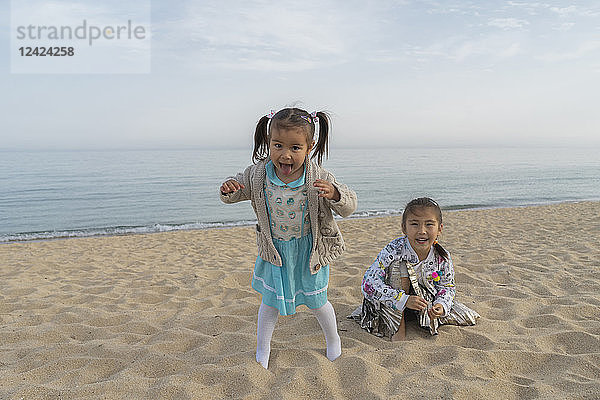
[432,256,456,317]
[322,172,357,218]
[219,165,252,204]
[362,255,409,312]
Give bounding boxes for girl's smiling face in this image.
[402,206,443,261]
[269,127,313,183]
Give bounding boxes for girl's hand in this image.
[220,179,245,194]
[428,303,444,319]
[314,179,340,201]
[406,295,428,312]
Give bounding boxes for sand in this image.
[1,201,599,399]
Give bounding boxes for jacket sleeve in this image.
[361,246,409,312]
[432,255,456,317]
[324,172,357,218]
[219,165,253,204]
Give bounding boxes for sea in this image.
[1,147,599,242]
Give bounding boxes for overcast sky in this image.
[1,0,599,151]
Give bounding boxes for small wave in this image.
[347,209,404,218]
[0,220,257,243]
[347,203,498,218]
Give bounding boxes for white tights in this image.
[310,301,342,362]
[256,302,278,369]
[255,301,342,369]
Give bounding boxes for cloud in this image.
[504,1,549,16]
[401,33,523,65]
[554,22,575,31]
[549,6,577,16]
[504,2,600,18]
[454,38,523,62]
[488,18,529,30]
[152,0,363,72]
[498,42,522,58]
[538,41,600,62]
[11,0,147,24]
[549,5,600,17]
[425,1,483,16]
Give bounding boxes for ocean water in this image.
[1,147,599,242]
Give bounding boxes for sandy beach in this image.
[1,201,599,399]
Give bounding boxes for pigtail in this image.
[311,111,330,165]
[434,242,449,261]
[252,116,270,164]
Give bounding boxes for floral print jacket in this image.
[361,236,456,317]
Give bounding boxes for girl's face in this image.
[269,127,313,183]
[402,207,443,261]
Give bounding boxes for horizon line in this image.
[2,143,600,152]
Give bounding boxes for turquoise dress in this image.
[251,161,329,316]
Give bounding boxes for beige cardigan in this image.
[220,159,357,274]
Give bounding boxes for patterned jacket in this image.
[220,158,357,274]
[362,236,455,317]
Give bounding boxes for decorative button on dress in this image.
[251,161,329,316]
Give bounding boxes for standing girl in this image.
[351,197,479,340]
[220,107,357,369]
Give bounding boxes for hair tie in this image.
[266,110,276,119]
[299,111,318,124]
[311,111,319,125]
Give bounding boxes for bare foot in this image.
[391,330,406,341]
[391,316,407,341]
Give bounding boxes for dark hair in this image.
[252,107,330,165]
[401,197,448,260]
